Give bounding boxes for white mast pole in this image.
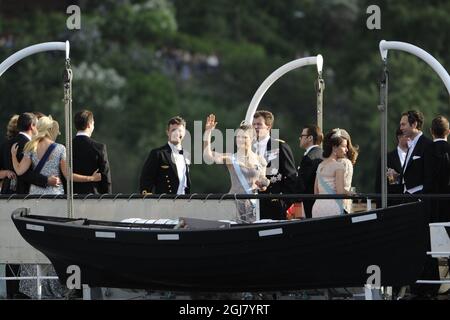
[244,55,324,125]
[0,41,72,217]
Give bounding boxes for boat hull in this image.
[12,202,428,291]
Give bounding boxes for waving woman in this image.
[203,114,269,222]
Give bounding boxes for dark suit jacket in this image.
[73,135,112,194]
[297,146,323,218]
[401,134,433,192]
[424,140,450,223]
[263,138,297,194]
[0,134,48,194]
[375,148,405,207]
[0,140,7,187]
[259,138,297,220]
[139,144,191,194]
[0,139,7,171]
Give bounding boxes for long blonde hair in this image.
[6,114,19,139]
[24,116,60,153]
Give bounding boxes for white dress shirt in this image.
[254,135,270,158]
[168,142,187,195]
[397,146,407,168]
[403,132,423,194]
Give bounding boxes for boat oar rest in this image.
[175,217,231,229]
[121,217,232,230]
[65,219,88,226]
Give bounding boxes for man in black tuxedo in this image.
[424,116,450,223]
[296,124,323,219]
[73,110,112,194]
[423,116,450,297]
[375,128,409,207]
[140,116,191,195]
[253,110,297,220]
[400,110,433,195]
[399,110,440,298]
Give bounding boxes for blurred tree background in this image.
[1,0,449,193]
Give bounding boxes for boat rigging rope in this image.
[378,60,389,209]
[63,58,74,218]
[315,71,325,134]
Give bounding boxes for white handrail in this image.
[244,55,323,124]
[0,41,69,77]
[379,40,450,95]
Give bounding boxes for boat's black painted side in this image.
[11,202,428,291]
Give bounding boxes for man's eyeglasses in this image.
[300,134,310,138]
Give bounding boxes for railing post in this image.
[36,264,42,300]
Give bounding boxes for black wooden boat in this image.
[11,201,428,292]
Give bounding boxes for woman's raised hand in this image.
[205,114,217,131]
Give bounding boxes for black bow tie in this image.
[178,149,184,155]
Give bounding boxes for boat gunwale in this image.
[11,201,423,235]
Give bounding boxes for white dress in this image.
[227,154,267,223]
[312,160,345,218]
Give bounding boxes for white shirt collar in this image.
[305,145,319,156]
[168,141,182,153]
[256,135,270,145]
[408,132,422,149]
[433,138,447,142]
[168,142,187,194]
[397,146,407,155]
[76,132,91,137]
[19,132,32,141]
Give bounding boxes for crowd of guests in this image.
[0,111,111,196]
[139,110,358,222]
[1,109,358,222]
[4,109,448,225]
[0,110,111,299]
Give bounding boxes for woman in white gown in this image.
[312,128,357,218]
[203,114,270,222]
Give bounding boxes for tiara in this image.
[331,128,342,139]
